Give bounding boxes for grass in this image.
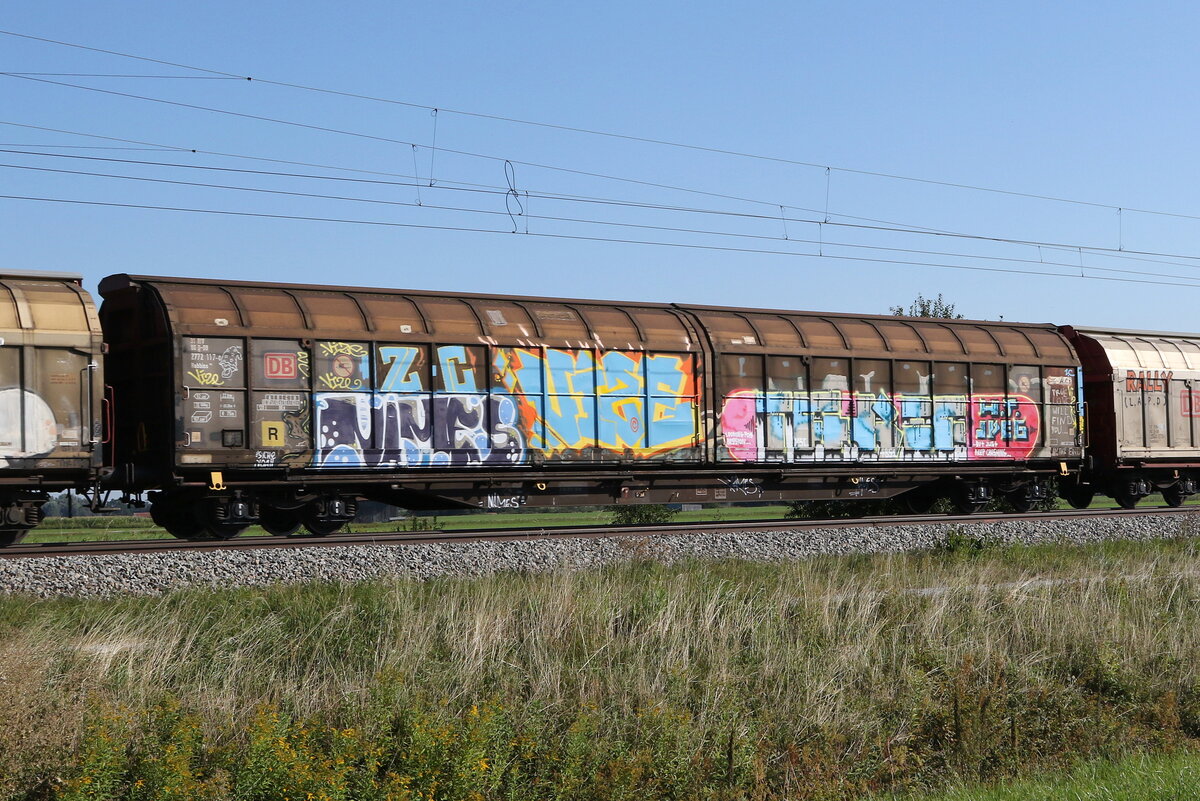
[27,484,1200,546]
[882,750,1200,799]
[5,530,1200,797]
[23,504,796,544]
[28,491,1200,545]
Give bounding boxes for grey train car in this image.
[0,271,104,544]
[1061,326,1200,508]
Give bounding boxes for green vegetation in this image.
[26,504,793,544]
[882,750,1200,800]
[5,533,1200,797]
[30,488,1199,546]
[889,292,963,319]
[609,503,679,525]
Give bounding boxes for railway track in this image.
[5,506,1197,559]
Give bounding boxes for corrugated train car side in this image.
[98,274,1086,539]
[690,305,1085,512]
[0,271,104,544]
[1062,326,1200,507]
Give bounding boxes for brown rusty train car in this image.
[0,271,104,544]
[98,274,1085,539]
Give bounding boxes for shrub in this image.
[610,504,678,525]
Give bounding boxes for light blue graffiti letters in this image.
[378,346,425,391]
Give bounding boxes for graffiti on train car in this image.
[313,393,524,467]
[316,341,369,391]
[310,346,699,468]
[184,339,244,387]
[719,390,1042,461]
[491,347,698,458]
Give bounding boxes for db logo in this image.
[264,353,297,379]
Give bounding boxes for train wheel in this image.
[953,498,988,515]
[1162,485,1189,508]
[205,522,247,540]
[150,498,207,540]
[1064,487,1095,509]
[0,529,27,546]
[301,496,354,536]
[1113,490,1142,510]
[951,484,989,515]
[259,506,302,536]
[1005,491,1034,513]
[198,497,254,540]
[302,515,345,537]
[903,488,938,515]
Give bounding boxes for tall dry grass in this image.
[4,531,1200,797]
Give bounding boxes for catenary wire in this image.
[0,143,179,150]
[7,146,1200,273]
[5,28,1200,223]
[4,72,857,214]
[1,72,239,79]
[8,121,1191,276]
[7,160,1198,284]
[11,78,1200,276]
[5,192,1200,290]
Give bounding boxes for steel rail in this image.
[4,506,1198,560]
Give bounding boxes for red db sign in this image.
[264,353,297,379]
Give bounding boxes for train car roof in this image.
[100,272,1059,327]
[1061,325,1200,372]
[1062,324,1200,340]
[0,269,83,281]
[99,273,1077,363]
[0,271,100,341]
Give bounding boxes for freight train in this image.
[1,269,1195,544]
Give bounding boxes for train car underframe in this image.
[1072,466,1200,509]
[141,461,1071,540]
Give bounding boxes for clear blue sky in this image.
[5,2,1200,330]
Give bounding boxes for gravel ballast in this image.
[3,512,1199,598]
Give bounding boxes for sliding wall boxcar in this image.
[1063,327,1200,470]
[689,306,1083,468]
[0,270,103,487]
[97,275,704,499]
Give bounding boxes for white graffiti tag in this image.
[216,345,243,378]
[719,476,762,496]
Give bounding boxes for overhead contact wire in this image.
[5,191,1200,290]
[8,147,1200,274]
[7,28,1200,223]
